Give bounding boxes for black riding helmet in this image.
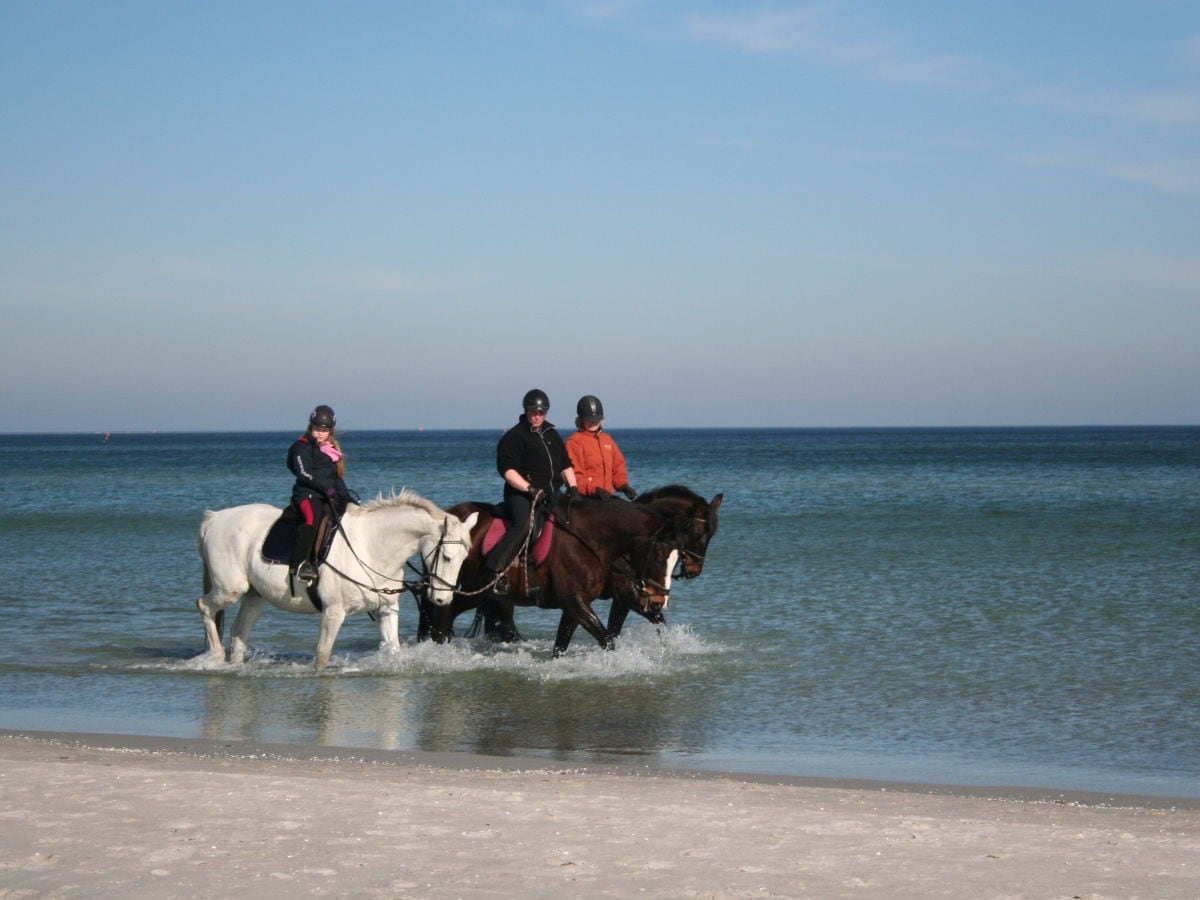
[309,405,336,428]
[576,395,604,420]
[522,389,550,413]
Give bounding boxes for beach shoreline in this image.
[3,728,1197,810]
[3,730,1197,898]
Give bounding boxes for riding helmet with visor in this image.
[576,395,604,420]
[309,405,336,429]
[522,389,550,413]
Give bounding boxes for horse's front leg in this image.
[374,599,400,651]
[314,604,347,671]
[553,612,579,657]
[426,596,466,644]
[555,599,613,657]
[487,597,522,643]
[413,584,439,642]
[228,595,265,664]
[606,595,632,637]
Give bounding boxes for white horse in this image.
[196,490,478,671]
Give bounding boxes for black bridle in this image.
[325,512,468,600]
[603,526,681,599]
[671,511,715,579]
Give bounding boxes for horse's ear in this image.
[710,493,724,512]
[462,511,480,530]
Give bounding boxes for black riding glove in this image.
[593,488,611,501]
[618,484,637,500]
[567,486,580,500]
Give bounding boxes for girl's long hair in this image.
[308,427,348,479]
[329,434,347,478]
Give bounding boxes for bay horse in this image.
[196,491,478,671]
[420,494,683,656]
[605,485,723,637]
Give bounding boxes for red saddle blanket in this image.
[482,514,555,566]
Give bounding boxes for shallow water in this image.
[1,427,1197,797]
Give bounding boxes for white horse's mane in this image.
[358,487,445,519]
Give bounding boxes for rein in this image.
[321,507,466,600]
[455,490,545,598]
[554,514,677,597]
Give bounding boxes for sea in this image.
[1,427,1197,798]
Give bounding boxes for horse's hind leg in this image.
[229,595,266,664]
[196,594,230,662]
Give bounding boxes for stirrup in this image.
[296,561,319,585]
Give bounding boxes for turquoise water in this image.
[1,427,1197,797]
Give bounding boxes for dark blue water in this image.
[1,427,1197,797]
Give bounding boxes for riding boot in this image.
[524,565,543,604]
[483,546,512,596]
[290,523,319,585]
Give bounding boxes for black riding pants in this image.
[485,490,544,573]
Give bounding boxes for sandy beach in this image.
[1,731,1197,898]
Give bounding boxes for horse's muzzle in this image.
[634,581,670,613]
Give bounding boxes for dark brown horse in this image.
[418,494,685,656]
[606,485,723,637]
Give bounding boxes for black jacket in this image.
[287,434,347,504]
[496,415,571,499]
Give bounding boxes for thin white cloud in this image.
[1022,82,1200,126]
[1014,148,1199,196]
[570,0,649,22]
[680,6,972,86]
[1075,249,1200,295]
[1100,159,1200,194]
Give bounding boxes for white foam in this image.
[133,623,726,680]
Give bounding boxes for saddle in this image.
[482,508,556,567]
[260,506,339,567]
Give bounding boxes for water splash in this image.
[131,623,727,681]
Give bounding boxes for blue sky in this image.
[2,1,1198,431]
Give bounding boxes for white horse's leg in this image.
[196,594,229,662]
[314,605,347,672]
[375,602,401,651]
[229,595,266,664]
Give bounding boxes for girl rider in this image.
[287,404,350,584]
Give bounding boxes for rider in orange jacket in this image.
[565,395,637,500]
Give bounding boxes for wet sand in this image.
[1,730,1197,898]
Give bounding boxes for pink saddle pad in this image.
[482,514,555,566]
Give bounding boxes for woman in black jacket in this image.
[484,388,579,592]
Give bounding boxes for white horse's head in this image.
[419,509,478,607]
